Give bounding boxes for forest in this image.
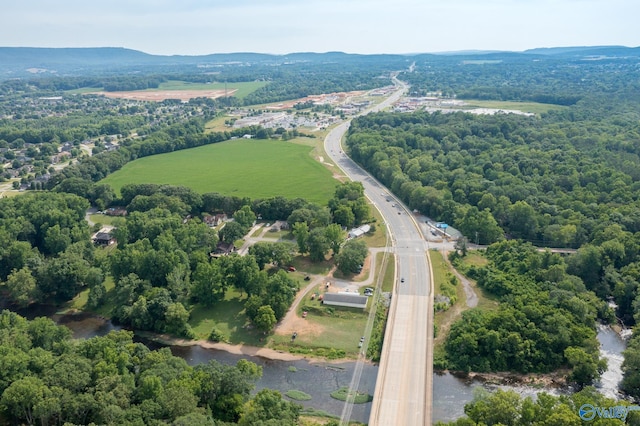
[344,51,640,391]
[435,386,639,425]
[0,310,301,425]
[445,241,609,386]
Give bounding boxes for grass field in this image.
[155,80,267,100]
[67,80,266,100]
[88,213,123,227]
[100,138,338,205]
[381,252,395,293]
[463,99,568,115]
[431,250,465,346]
[271,303,369,357]
[188,289,267,345]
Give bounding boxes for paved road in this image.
[324,80,434,425]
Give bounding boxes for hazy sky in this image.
[2,0,638,55]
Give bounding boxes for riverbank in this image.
[441,369,571,390]
[138,331,362,365]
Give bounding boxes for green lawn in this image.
[63,276,116,317]
[188,289,265,346]
[88,213,123,227]
[100,139,338,205]
[271,301,369,358]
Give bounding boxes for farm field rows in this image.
[100,138,338,204]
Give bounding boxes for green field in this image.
[463,99,568,115]
[100,139,337,205]
[155,80,267,99]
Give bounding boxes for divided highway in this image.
[324,82,434,425]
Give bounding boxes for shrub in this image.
[208,326,227,342]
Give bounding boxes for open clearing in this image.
[85,80,267,101]
[100,138,338,204]
[100,89,235,102]
[463,99,568,114]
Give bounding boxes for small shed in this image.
[347,224,371,239]
[322,292,368,309]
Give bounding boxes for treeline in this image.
[444,241,609,386]
[0,192,99,305]
[401,53,640,106]
[0,113,146,145]
[455,86,581,106]
[344,104,640,331]
[242,69,390,106]
[0,75,167,93]
[46,119,252,190]
[346,109,640,248]
[0,311,301,425]
[436,387,638,425]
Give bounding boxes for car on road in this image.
[398,211,401,215]
[400,277,405,283]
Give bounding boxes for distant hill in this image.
[0,45,638,79]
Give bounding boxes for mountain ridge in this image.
[1,45,638,78]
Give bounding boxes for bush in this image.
[208,326,228,343]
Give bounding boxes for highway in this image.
[324,80,434,425]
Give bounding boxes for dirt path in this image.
[442,250,478,308]
[275,274,326,337]
[275,247,389,337]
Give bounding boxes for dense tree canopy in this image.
[445,241,609,385]
[0,311,301,425]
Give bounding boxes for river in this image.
[3,305,628,424]
[595,323,629,400]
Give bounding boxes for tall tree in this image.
[3,267,37,308]
[325,223,345,255]
[335,239,368,274]
[308,227,329,262]
[292,222,309,254]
